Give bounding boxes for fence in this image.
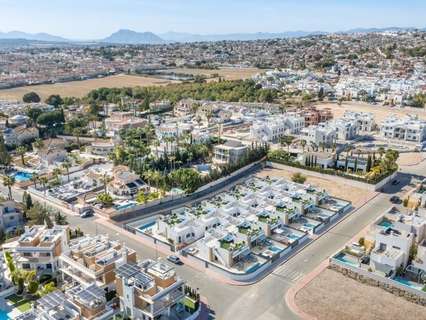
[268,161,397,191]
[330,257,426,301]
[110,160,265,223]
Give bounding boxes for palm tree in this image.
[30,173,39,189]
[61,160,71,182]
[101,173,111,194]
[33,138,44,150]
[279,135,293,152]
[52,167,62,185]
[39,176,49,194]
[378,147,385,159]
[16,146,27,166]
[3,176,15,200]
[73,128,82,149]
[300,139,307,152]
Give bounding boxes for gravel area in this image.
[256,168,371,206]
[295,268,426,320]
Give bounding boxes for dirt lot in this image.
[256,167,372,206]
[295,268,425,320]
[0,74,179,100]
[315,101,426,123]
[169,67,261,81]
[397,152,425,166]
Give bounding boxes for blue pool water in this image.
[245,262,261,273]
[138,221,156,231]
[10,171,33,182]
[378,220,393,229]
[114,202,136,211]
[0,310,10,320]
[286,234,300,241]
[303,223,316,229]
[268,245,283,253]
[334,253,359,267]
[393,276,424,291]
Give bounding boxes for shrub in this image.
[28,281,39,294]
[291,172,306,184]
[358,237,365,247]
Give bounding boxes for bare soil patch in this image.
[315,101,426,123]
[295,268,425,320]
[256,167,371,206]
[0,74,179,100]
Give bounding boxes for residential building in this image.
[4,225,69,275]
[33,138,67,166]
[116,260,185,320]
[213,140,248,166]
[59,234,137,289]
[300,124,337,147]
[88,140,115,156]
[3,126,39,146]
[0,200,24,234]
[105,112,148,137]
[108,165,149,197]
[380,115,426,143]
[343,111,376,132]
[297,107,333,126]
[16,286,114,320]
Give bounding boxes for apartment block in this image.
[213,140,248,166]
[5,225,69,274]
[116,260,185,320]
[59,234,136,290]
[380,115,426,143]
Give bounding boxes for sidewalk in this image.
[284,197,386,320]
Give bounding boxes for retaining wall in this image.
[330,258,426,306]
[268,162,397,191]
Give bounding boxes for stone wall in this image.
[329,263,426,306]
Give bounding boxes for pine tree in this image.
[0,135,10,166]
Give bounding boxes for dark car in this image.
[80,208,94,218]
[167,255,183,265]
[390,196,401,204]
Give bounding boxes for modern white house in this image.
[0,200,24,234]
[213,140,248,166]
[116,260,186,320]
[3,225,70,275]
[380,115,426,143]
[250,115,304,142]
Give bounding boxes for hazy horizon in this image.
[0,0,425,40]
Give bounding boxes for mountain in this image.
[0,31,69,42]
[159,31,326,43]
[102,29,164,44]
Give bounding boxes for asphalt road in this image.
[3,154,426,320]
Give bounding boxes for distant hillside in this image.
[102,29,164,44]
[159,31,326,43]
[0,31,68,42]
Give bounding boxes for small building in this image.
[213,140,248,166]
[0,200,24,234]
[108,165,149,197]
[116,261,185,320]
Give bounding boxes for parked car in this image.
[80,208,94,218]
[167,255,183,265]
[390,196,402,204]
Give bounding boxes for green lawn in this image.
[6,294,32,312]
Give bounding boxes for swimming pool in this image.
[286,234,300,241]
[138,221,156,231]
[0,310,10,320]
[334,252,359,267]
[114,202,137,211]
[268,245,284,253]
[303,223,317,229]
[378,220,393,229]
[393,276,424,291]
[10,171,33,182]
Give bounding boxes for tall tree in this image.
[0,135,11,166]
[16,146,27,166]
[3,176,15,200]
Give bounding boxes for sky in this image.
[0,0,425,39]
